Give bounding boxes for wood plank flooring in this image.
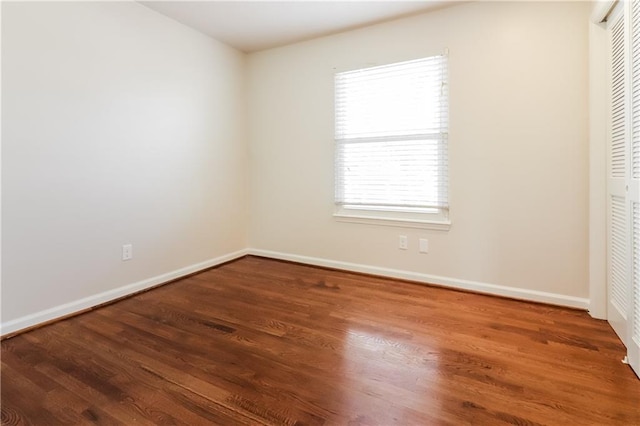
[2,256,639,425]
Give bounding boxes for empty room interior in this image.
[2,0,640,424]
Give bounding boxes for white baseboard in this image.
[2,247,590,337]
[0,249,249,337]
[248,249,590,310]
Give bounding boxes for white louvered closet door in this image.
[628,0,640,378]
[607,4,629,347]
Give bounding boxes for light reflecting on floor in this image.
[338,327,443,424]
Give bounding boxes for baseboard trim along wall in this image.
[0,249,250,337]
[249,249,591,310]
[2,247,590,337]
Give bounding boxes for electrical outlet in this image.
[419,238,429,253]
[399,235,408,250]
[122,244,133,261]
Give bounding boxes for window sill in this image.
[333,212,451,230]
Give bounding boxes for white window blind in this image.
[334,55,449,218]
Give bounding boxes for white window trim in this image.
[333,53,450,230]
[333,206,451,230]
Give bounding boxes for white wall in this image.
[1,2,248,331]
[247,1,591,302]
[1,1,594,335]
[588,11,609,319]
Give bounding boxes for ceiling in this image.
[140,1,452,53]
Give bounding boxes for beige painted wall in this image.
[588,14,608,318]
[2,2,248,324]
[2,0,593,333]
[247,1,590,298]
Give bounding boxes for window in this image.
[334,54,449,229]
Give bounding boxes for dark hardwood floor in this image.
[2,256,639,425]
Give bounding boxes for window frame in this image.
[333,54,451,231]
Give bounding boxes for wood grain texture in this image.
[2,256,639,425]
